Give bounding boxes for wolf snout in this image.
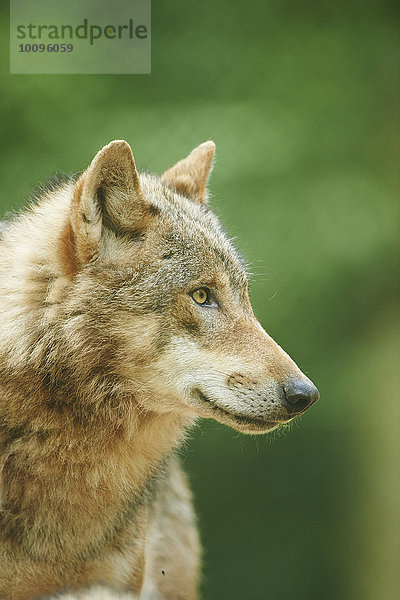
[282,378,319,416]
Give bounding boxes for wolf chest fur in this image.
[0,140,319,599]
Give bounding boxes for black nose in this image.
[283,378,319,416]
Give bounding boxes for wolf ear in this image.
[62,140,149,274]
[162,141,215,204]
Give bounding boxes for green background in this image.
[1,2,398,599]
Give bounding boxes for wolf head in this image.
[49,140,318,434]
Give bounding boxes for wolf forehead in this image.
[110,172,249,293]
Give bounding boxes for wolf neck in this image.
[1,386,190,499]
[0,386,190,563]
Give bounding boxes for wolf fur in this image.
[0,141,318,599]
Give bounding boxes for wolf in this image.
[0,140,319,599]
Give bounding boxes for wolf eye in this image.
[191,288,210,305]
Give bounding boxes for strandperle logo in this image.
[16,18,148,46]
[10,0,151,74]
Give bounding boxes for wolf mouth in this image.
[193,388,284,429]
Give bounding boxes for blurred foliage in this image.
[0,1,398,599]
